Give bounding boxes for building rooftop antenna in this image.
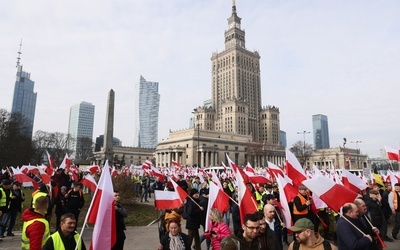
[16,39,22,68]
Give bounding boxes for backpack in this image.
[293,240,332,250]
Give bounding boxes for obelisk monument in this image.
[103,89,115,165]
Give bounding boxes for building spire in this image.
[16,39,22,68]
[232,0,237,14]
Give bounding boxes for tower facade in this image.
[134,76,160,148]
[67,101,95,158]
[11,65,37,138]
[312,114,330,149]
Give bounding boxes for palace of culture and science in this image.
[156,2,286,167]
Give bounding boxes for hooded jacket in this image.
[21,208,49,250]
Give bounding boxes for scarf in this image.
[169,232,185,250]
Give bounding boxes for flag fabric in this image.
[302,175,359,213]
[248,175,271,185]
[81,174,98,192]
[267,161,285,177]
[211,171,223,189]
[341,168,368,193]
[285,149,307,188]
[59,153,71,169]
[171,160,181,167]
[275,175,292,228]
[11,167,38,189]
[169,177,189,203]
[89,165,100,174]
[86,161,116,250]
[45,150,55,176]
[151,166,165,182]
[244,162,255,176]
[154,190,185,210]
[385,146,399,161]
[38,167,52,185]
[205,182,230,231]
[277,174,298,202]
[388,170,400,190]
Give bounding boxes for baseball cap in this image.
[289,218,314,232]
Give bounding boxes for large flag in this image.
[267,161,285,177]
[275,175,293,228]
[384,146,399,161]
[169,177,189,202]
[341,168,367,193]
[285,149,307,188]
[59,153,71,169]
[205,182,230,231]
[151,166,165,182]
[45,150,55,176]
[86,161,116,250]
[388,170,400,190]
[11,167,38,189]
[303,175,359,213]
[80,174,98,192]
[154,190,185,210]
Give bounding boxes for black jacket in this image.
[185,197,202,230]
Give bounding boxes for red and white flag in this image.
[171,160,181,167]
[11,167,38,189]
[388,170,400,190]
[267,161,285,178]
[45,150,55,176]
[81,174,98,192]
[275,175,293,228]
[151,166,165,182]
[245,162,255,176]
[285,149,307,188]
[169,177,189,203]
[86,161,116,250]
[59,153,71,169]
[211,170,223,189]
[154,190,185,210]
[303,175,359,213]
[341,168,367,193]
[385,146,399,161]
[205,182,230,231]
[141,160,152,170]
[37,167,52,185]
[88,165,100,174]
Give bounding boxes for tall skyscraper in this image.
[67,101,95,159]
[11,43,37,138]
[134,76,160,148]
[193,2,280,145]
[312,114,330,149]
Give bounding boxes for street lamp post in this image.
[351,140,362,169]
[197,124,200,167]
[297,130,310,167]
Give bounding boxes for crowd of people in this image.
[151,173,399,250]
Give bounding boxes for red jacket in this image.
[22,208,47,250]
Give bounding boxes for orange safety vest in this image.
[293,193,309,215]
[393,190,399,210]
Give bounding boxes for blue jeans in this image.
[223,210,231,227]
[0,212,10,236]
[141,186,149,201]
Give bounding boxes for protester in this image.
[264,203,285,250]
[112,191,128,250]
[388,183,400,240]
[336,203,373,250]
[221,212,262,250]
[54,186,67,231]
[159,219,190,250]
[366,189,393,242]
[43,213,86,250]
[64,183,85,230]
[140,173,151,202]
[21,196,50,250]
[354,198,381,250]
[0,179,12,238]
[5,181,24,236]
[255,210,278,250]
[186,188,204,250]
[288,218,336,250]
[222,180,233,226]
[204,208,231,250]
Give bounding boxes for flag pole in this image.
[363,215,387,249]
[339,214,366,236]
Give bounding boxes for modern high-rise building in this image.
[134,76,160,148]
[312,114,330,149]
[11,45,37,138]
[67,101,95,159]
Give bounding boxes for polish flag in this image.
[111,166,118,178]
[245,162,255,176]
[59,153,71,169]
[141,160,152,170]
[227,155,258,224]
[38,167,52,185]
[151,166,165,182]
[81,174,98,192]
[45,150,55,176]
[211,170,223,189]
[86,161,116,250]
[285,149,307,188]
[341,168,367,193]
[303,175,359,213]
[249,175,271,185]
[275,175,293,227]
[385,146,399,161]
[169,177,189,201]
[89,165,100,174]
[267,161,285,177]
[205,182,230,231]
[154,190,185,210]
[277,174,298,203]
[11,167,38,189]
[388,170,399,190]
[171,160,181,167]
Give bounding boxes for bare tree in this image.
[75,137,94,163]
[290,140,313,168]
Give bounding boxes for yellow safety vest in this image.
[21,217,50,250]
[255,191,264,211]
[0,188,12,208]
[50,231,82,250]
[32,192,47,209]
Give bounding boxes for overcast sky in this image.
[1,0,399,158]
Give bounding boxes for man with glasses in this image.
[221,213,262,250]
[336,203,374,250]
[288,218,336,250]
